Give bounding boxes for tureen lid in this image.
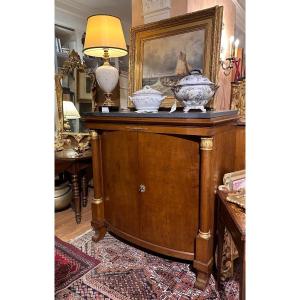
[133,85,163,96]
[177,70,214,86]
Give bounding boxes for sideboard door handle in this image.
[139,184,146,193]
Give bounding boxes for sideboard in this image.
[83,110,239,289]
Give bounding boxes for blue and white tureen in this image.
[129,85,166,113]
[172,70,219,113]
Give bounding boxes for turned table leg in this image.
[71,174,81,224]
[81,174,88,207]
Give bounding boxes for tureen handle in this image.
[189,69,203,75]
[143,85,151,89]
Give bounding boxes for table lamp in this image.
[83,15,128,107]
[63,100,80,131]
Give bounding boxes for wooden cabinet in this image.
[84,111,238,290]
[102,130,199,257]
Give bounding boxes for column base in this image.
[195,270,210,290]
[193,258,213,290]
[91,220,106,242]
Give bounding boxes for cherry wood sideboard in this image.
[83,111,239,290]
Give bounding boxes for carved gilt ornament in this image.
[200,137,214,151]
[198,229,211,240]
[55,50,96,152]
[93,197,103,204]
[90,130,98,139]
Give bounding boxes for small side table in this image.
[55,149,92,224]
[216,190,246,300]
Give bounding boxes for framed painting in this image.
[129,6,223,108]
[76,70,94,103]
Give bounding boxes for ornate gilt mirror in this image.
[55,50,96,152]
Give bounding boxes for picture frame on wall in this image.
[129,6,223,108]
[76,70,94,103]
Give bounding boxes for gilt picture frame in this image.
[129,6,223,108]
[76,70,93,103]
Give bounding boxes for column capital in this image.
[90,130,98,139]
[200,137,213,151]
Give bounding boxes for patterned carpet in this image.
[55,237,100,292]
[55,230,239,299]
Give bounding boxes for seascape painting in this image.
[142,29,205,96]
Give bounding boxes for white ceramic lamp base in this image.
[95,61,119,106]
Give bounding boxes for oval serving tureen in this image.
[172,70,219,113]
[129,85,166,113]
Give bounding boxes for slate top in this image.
[82,110,238,119]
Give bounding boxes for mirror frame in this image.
[55,50,96,152]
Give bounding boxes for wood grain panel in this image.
[102,131,140,237]
[138,132,199,253]
[234,124,245,170]
[106,222,195,260]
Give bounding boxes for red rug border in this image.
[55,236,99,265]
[55,236,100,293]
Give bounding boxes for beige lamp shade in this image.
[83,15,127,58]
[63,101,80,119]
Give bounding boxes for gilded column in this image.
[194,137,215,289]
[90,130,106,242]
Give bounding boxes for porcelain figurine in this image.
[172,70,219,113]
[129,85,166,113]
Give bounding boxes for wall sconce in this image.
[220,36,241,81]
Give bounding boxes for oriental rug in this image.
[55,230,239,299]
[55,236,100,292]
